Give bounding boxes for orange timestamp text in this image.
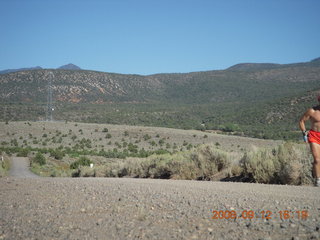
[211,210,309,220]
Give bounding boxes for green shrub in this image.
[220,123,241,132]
[143,134,151,141]
[105,133,112,139]
[70,156,92,169]
[158,139,165,146]
[50,149,65,160]
[17,148,30,157]
[33,152,46,166]
[11,139,18,147]
[128,143,138,153]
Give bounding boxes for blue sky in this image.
[1,0,319,75]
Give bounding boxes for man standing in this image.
[299,95,320,187]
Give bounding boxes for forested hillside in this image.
[1,58,319,139]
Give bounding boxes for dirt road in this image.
[0,157,320,240]
[9,157,40,178]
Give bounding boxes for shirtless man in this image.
[299,95,320,187]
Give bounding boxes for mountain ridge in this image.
[227,58,320,71]
[1,58,320,75]
[0,58,319,104]
[0,66,43,74]
[0,57,319,140]
[0,63,81,74]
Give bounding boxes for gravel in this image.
[1,168,320,239]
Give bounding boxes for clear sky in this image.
[1,0,319,75]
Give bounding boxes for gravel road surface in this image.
[0,158,320,240]
[9,157,40,178]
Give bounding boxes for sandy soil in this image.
[0,157,320,240]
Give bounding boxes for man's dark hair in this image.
[313,105,320,111]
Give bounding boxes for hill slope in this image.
[0,58,319,139]
[1,60,319,104]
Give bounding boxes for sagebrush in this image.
[240,142,313,185]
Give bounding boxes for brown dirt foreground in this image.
[0,176,319,240]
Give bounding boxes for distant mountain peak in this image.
[311,57,320,63]
[58,63,81,70]
[0,66,42,74]
[227,63,281,71]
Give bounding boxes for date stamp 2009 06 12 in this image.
[211,210,309,220]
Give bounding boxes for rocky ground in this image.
[0,158,320,240]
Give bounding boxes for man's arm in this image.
[299,109,313,142]
[299,109,312,132]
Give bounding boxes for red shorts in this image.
[308,130,320,145]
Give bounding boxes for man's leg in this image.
[310,142,320,186]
